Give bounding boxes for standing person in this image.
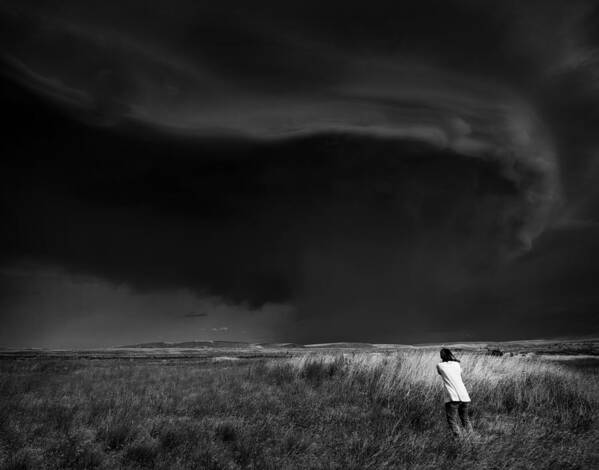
[436,348,473,437]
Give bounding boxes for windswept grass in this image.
[0,352,597,469]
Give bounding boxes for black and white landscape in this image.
[1,1,598,468]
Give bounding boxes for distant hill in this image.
[117,338,599,355]
[259,343,305,349]
[121,341,253,349]
[120,341,381,349]
[305,342,376,349]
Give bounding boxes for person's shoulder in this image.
[443,360,459,368]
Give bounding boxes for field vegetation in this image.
[0,351,597,469]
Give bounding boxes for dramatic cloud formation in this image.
[1,0,598,345]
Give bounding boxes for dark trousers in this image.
[445,401,473,436]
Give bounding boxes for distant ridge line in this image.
[119,337,599,350]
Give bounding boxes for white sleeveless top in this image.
[436,361,471,403]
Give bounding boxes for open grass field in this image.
[1,349,598,469]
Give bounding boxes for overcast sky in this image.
[1,0,598,347]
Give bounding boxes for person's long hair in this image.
[440,348,460,362]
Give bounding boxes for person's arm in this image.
[436,363,441,375]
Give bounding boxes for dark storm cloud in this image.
[1,0,599,343]
[0,81,540,302]
[0,1,568,247]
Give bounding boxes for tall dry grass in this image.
[0,351,597,469]
[269,351,596,426]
